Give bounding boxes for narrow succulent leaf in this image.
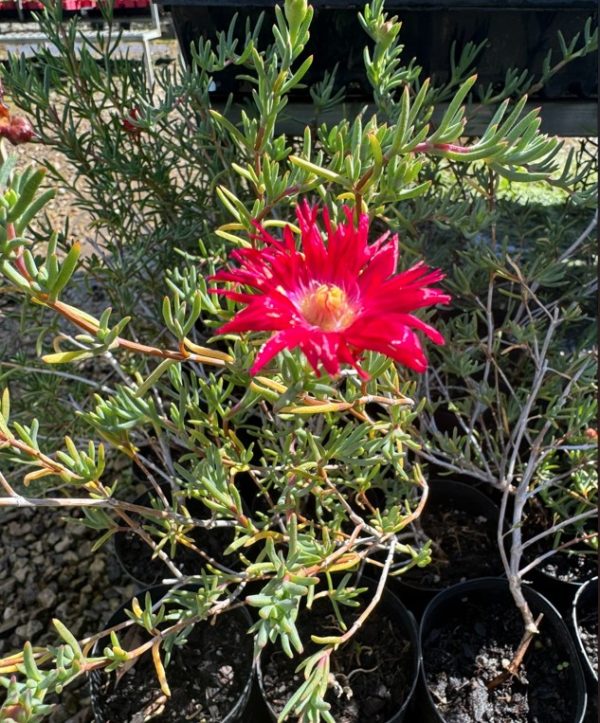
[52,619,83,658]
[42,350,94,364]
[49,242,81,300]
[7,168,47,223]
[288,155,347,184]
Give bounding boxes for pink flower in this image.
[211,202,450,378]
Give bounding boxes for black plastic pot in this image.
[257,577,420,722]
[113,487,238,587]
[163,1,597,135]
[89,584,255,723]
[166,2,597,98]
[419,577,588,723]
[572,576,598,684]
[526,548,597,615]
[392,479,501,617]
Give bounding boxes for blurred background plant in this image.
[0,0,597,719]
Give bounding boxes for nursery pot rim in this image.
[88,583,255,723]
[256,576,421,723]
[418,575,588,723]
[571,575,598,683]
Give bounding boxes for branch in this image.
[520,509,596,550]
[487,613,544,690]
[329,539,396,647]
[48,298,232,366]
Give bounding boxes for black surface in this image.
[167,5,598,110]
[161,1,596,8]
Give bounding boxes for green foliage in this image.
[416,206,597,558]
[0,0,597,720]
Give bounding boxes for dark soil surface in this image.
[423,599,578,723]
[402,505,500,589]
[524,500,597,584]
[576,599,598,674]
[114,486,240,584]
[536,550,597,584]
[261,597,415,723]
[115,521,238,585]
[93,608,253,722]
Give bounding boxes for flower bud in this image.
[284,0,308,41]
[377,20,397,50]
[0,115,36,145]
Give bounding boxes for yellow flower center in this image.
[300,284,356,331]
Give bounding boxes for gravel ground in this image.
[0,507,138,722]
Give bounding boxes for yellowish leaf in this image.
[42,350,94,364]
[279,402,351,414]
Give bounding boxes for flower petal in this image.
[250,327,308,374]
[355,312,445,345]
[218,298,297,334]
[345,321,429,372]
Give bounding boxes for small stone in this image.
[89,558,106,577]
[42,566,58,582]
[23,585,38,605]
[62,551,79,564]
[9,634,20,648]
[14,567,28,584]
[470,680,489,722]
[54,537,72,554]
[58,572,72,587]
[78,541,93,558]
[217,665,234,685]
[3,607,17,623]
[38,588,58,610]
[55,602,70,619]
[15,620,43,641]
[0,620,17,636]
[8,521,23,536]
[0,579,16,596]
[70,619,84,637]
